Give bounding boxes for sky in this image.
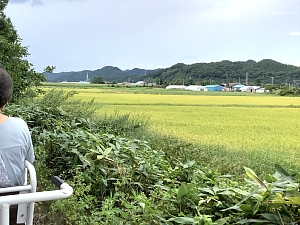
[4,0,300,73]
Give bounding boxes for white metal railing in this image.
[0,160,73,225]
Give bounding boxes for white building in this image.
[166,85,186,90]
[135,81,145,86]
[239,86,261,92]
[185,85,207,91]
[255,88,265,93]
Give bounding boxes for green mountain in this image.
[144,59,300,86]
[44,59,300,86]
[44,66,156,83]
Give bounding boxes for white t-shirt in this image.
[0,117,35,187]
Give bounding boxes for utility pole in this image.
[271,77,274,85]
[245,73,248,85]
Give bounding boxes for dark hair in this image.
[0,64,13,109]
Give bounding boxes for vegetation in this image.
[91,76,105,84]
[4,88,300,224]
[0,0,45,101]
[146,60,300,86]
[276,87,300,96]
[59,86,300,175]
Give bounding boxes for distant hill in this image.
[44,66,156,83]
[44,59,300,86]
[143,59,300,86]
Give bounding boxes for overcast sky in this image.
[4,0,300,73]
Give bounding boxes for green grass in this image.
[43,84,300,174]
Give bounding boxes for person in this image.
[0,64,35,224]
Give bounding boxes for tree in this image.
[0,1,45,101]
[44,66,56,73]
[263,84,279,93]
[254,78,261,86]
[91,76,104,84]
[173,79,184,85]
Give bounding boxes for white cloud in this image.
[202,0,277,22]
[289,31,300,36]
[273,12,287,15]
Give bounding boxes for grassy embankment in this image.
[42,83,300,175]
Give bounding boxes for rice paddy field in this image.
[44,84,300,174]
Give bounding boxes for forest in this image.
[144,59,300,86]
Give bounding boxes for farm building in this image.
[135,81,145,86]
[255,88,265,93]
[239,86,261,92]
[232,84,245,91]
[166,85,186,90]
[205,85,223,91]
[185,85,207,91]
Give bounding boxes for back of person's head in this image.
[0,64,13,110]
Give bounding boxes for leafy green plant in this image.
[224,165,300,224]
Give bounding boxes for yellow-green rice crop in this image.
[96,104,300,172]
[70,88,300,107]
[62,87,300,174]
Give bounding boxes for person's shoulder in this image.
[8,117,28,127]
